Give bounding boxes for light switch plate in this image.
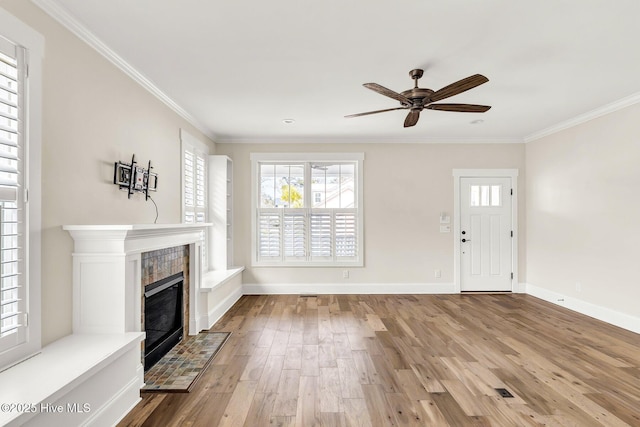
[440,225,451,233]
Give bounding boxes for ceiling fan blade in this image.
[429,74,489,102]
[426,103,491,113]
[345,107,407,118]
[404,110,420,127]
[363,83,412,105]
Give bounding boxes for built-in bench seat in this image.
[0,332,144,427]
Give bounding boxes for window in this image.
[251,153,363,266]
[470,184,501,207]
[0,10,43,371]
[181,129,209,268]
[181,131,208,224]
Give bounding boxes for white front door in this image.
[460,177,513,292]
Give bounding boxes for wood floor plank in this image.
[361,384,396,427]
[301,344,320,376]
[319,367,343,413]
[243,391,276,427]
[342,398,373,427]
[240,345,269,381]
[120,294,640,427]
[256,355,285,394]
[337,357,365,399]
[295,376,320,427]
[218,380,257,427]
[384,392,430,426]
[188,392,232,427]
[283,345,303,370]
[272,369,301,417]
[395,368,430,400]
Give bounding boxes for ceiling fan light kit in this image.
[346,69,491,128]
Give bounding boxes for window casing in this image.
[0,10,43,371]
[251,153,364,267]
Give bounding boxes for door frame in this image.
[452,169,519,293]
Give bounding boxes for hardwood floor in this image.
[118,294,640,426]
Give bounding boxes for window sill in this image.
[252,261,363,268]
[200,267,244,292]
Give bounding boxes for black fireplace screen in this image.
[144,272,184,370]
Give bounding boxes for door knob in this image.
[462,238,470,242]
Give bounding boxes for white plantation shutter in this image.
[0,40,25,352]
[258,210,281,259]
[183,149,195,223]
[255,207,360,264]
[195,154,206,223]
[283,210,306,260]
[335,210,358,260]
[181,131,208,269]
[310,210,332,260]
[183,147,207,224]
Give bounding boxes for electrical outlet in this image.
[434,269,441,278]
[576,282,582,292]
[342,270,349,279]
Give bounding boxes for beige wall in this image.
[217,142,526,287]
[526,104,640,318]
[0,1,215,345]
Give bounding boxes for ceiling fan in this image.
[345,69,491,128]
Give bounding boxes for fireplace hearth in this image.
[144,272,184,370]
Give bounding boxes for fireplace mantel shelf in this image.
[64,223,212,255]
[63,223,212,232]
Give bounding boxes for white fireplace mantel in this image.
[64,223,211,336]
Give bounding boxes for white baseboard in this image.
[525,283,640,334]
[243,282,456,295]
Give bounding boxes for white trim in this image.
[524,91,640,142]
[243,282,455,295]
[31,0,216,141]
[452,169,519,293]
[221,137,524,144]
[525,283,640,334]
[0,7,43,371]
[250,152,365,161]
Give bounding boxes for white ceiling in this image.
[34,0,640,143]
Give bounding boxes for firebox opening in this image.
[144,271,184,371]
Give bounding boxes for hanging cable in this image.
[148,195,159,224]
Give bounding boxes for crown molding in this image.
[30,0,217,142]
[524,91,640,143]
[216,136,524,144]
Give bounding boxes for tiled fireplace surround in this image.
[141,245,190,357]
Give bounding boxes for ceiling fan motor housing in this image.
[401,88,435,107]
